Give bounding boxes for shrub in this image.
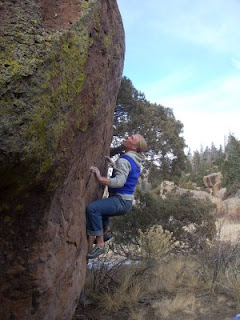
[138,225,174,260]
[223,180,240,199]
[111,190,216,248]
[192,237,240,291]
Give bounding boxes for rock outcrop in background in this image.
[0,0,124,319]
[153,180,226,216]
[203,172,223,197]
[153,180,240,220]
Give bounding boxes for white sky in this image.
[117,0,240,152]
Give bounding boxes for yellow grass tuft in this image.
[128,307,146,320]
[151,255,206,294]
[97,266,143,311]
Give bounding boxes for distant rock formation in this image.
[152,181,226,215]
[153,180,240,221]
[0,0,124,319]
[203,172,223,197]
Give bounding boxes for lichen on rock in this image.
[0,1,105,195]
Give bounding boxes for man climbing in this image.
[86,134,147,259]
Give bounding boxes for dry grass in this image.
[96,265,143,312]
[153,292,197,319]
[224,265,240,308]
[128,307,146,320]
[76,220,240,320]
[152,256,186,293]
[149,255,208,295]
[216,217,240,243]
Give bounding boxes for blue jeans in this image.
[86,196,132,236]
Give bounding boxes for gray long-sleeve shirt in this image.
[109,151,144,200]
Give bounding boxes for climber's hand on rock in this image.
[90,166,110,186]
[90,166,101,178]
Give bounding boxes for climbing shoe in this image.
[94,232,113,244]
[87,246,106,259]
[103,231,113,242]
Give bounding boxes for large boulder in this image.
[0,0,125,319]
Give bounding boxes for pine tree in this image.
[113,77,186,183]
[223,135,240,192]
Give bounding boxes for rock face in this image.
[0,1,124,319]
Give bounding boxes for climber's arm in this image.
[90,158,130,188]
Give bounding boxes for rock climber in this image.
[86,134,147,259]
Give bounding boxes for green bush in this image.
[223,180,240,199]
[111,190,216,246]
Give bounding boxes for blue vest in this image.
[109,155,141,195]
